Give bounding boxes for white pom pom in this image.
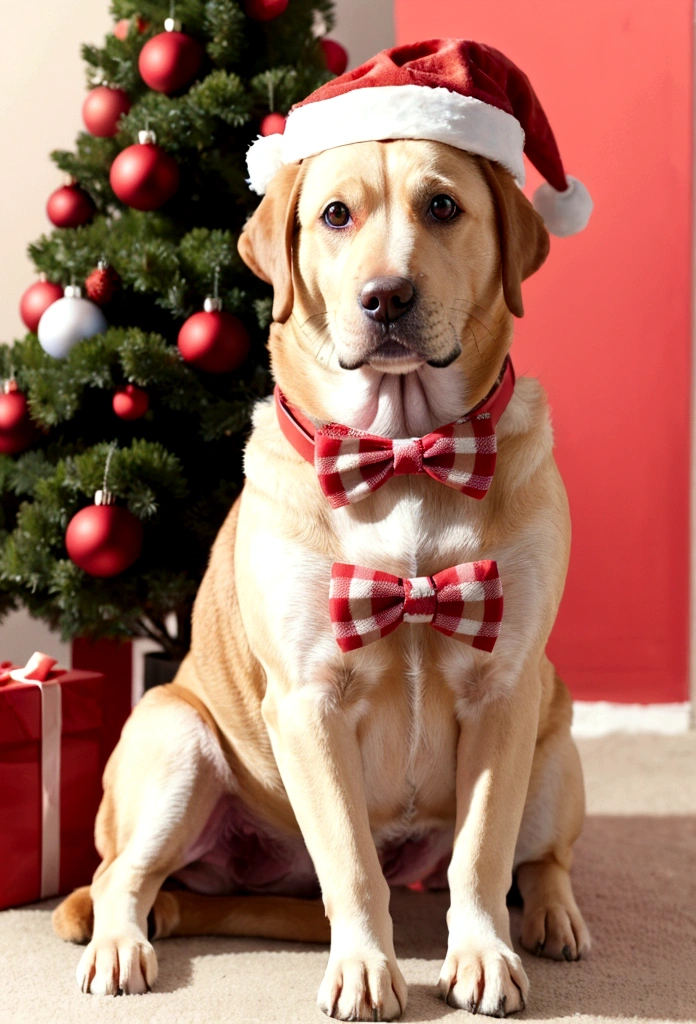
[532,175,593,237]
[245,133,285,195]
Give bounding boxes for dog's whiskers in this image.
[467,322,482,359]
[292,309,336,367]
[299,310,332,329]
[450,296,500,328]
[450,306,498,340]
[448,301,507,364]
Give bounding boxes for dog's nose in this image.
[359,277,415,323]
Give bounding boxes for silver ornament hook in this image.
[65,272,81,299]
[204,266,222,313]
[165,1,180,31]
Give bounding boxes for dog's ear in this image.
[478,157,550,318]
[237,163,303,324]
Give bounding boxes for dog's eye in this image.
[429,194,459,221]
[323,202,351,228]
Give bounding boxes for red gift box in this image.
[0,654,106,910]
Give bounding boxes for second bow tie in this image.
[329,560,503,653]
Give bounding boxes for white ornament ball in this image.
[37,284,108,359]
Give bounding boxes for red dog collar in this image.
[275,357,516,507]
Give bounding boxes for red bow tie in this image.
[329,560,502,653]
[275,359,515,509]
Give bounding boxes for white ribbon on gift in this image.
[9,652,62,898]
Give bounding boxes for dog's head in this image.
[238,140,548,414]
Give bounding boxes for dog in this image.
[53,139,590,1020]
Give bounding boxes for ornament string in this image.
[94,443,118,507]
[103,442,116,494]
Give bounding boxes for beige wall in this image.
[0,0,394,342]
[0,0,393,664]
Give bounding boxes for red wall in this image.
[397,0,693,702]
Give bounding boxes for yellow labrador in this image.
[54,140,590,1020]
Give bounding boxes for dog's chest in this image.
[241,380,561,835]
[335,476,483,578]
[331,481,483,827]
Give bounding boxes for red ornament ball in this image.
[110,140,179,210]
[20,279,63,333]
[321,38,349,76]
[0,385,35,455]
[138,30,203,94]
[85,264,121,305]
[114,16,148,40]
[66,503,144,577]
[245,0,288,19]
[46,184,95,228]
[260,112,286,136]
[113,384,149,420]
[178,309,250,373]
[82,86,131,137]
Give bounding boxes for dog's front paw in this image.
[317,947,407,1021]
[76,934,157,995]
[437,937,528,1017]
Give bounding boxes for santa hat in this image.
[246,38,592,238]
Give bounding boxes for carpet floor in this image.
[1,734,694,1024]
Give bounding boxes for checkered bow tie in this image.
[275,358,515,510]
[329,560,503,653]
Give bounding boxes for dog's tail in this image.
[52,886,330,945]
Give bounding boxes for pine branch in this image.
[1,0,340,647]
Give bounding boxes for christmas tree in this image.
[0,0,343,658]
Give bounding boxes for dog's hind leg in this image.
[152,890,330,942]
[513,662,591,961]
[53,885,94,943]
[55,887,330,947]
[58,679,229,995]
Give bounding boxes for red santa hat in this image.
[246,38,592,238]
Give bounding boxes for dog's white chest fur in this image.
[336,479,482,578]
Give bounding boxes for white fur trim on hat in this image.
[246,84,526,194]
[532,175,593,237]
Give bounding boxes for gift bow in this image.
[0,651,58,686]
[315,415,497,509]
[329,560,502,653]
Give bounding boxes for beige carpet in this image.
[1,735,694,1024]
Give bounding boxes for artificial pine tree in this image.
[0,0,337,657]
